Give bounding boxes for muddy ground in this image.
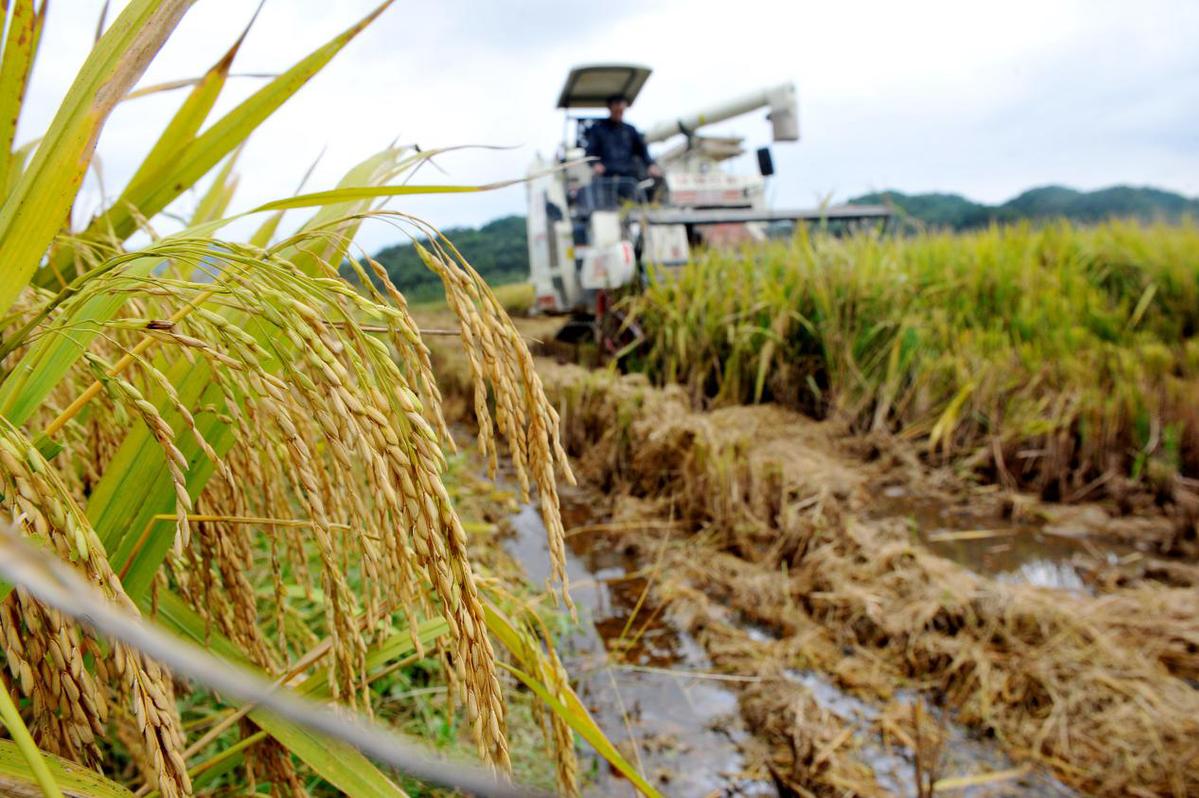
[432,316,1199,798]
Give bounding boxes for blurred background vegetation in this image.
[355,184,1197,297]
[351,216,529,302]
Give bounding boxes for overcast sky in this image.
[18,0,1199,253]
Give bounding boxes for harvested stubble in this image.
[509,358,1199,797]
[663,580,886,798]
[627,220,1199,502]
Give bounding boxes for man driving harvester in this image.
[585,94,663,202]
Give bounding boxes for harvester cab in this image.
[525,64,888,352]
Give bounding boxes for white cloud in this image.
[18,0,1199,253]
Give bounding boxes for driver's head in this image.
[606,95,628,122]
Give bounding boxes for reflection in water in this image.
[995,559,1089,593]
[785,671,1077,798]
[504,495,773,796]
[871,490,1131,593]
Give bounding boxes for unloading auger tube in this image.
[642,82,799,144]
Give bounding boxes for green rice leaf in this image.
[0,741,132,797]
[0,682,65,798]
[120,25,242,201]
[151,590,414,798]
[0,0,190,312]
[248,178,522,213]
[483,603,664,798]
[0,0,43,198]
[190,146,242,224]
[0,255,163,424]
[36,1,393,288]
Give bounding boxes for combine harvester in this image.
[526,63,889,350]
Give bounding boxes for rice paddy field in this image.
[425,217,1199,797]
[628,221,1199,507]
[0,2,1196,798]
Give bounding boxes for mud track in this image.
[435,333,1199,797]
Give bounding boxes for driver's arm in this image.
[633,128,661,177]
[585,126,605,173]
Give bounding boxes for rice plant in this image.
[0,3,651,797]
[629,219,1199,499]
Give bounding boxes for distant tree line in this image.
[353,186,1197,294]
[851,185,1199,231]
[346,215,528,302]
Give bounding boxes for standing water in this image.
[504,491,774,796]
[783,670,1077,798]
[501,482,1090,796]
[871,487,1135,592]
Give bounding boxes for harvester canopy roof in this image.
[556,64,652,109]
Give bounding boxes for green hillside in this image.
[351,214,528,302]
[853,185,1199,230]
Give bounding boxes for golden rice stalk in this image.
[0,206,584,788]
[413,239,576,610]
[0,419,190,797]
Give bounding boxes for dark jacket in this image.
[584,119,654,177]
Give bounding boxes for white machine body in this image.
[580,240,636,291]
[525,155,578,312]
[642,223,689,266]
[527,66,806,314]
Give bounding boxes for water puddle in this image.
[784,670,1077,798]
[504,492,772,796]
[994,560,1089,592]
[871,488,1132,593]
[492,451,1105,794]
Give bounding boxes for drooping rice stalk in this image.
[0,3,636,797]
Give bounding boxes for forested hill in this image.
[351,215,528,302]
[851,185,1199,230]
[355,185,1196,294]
